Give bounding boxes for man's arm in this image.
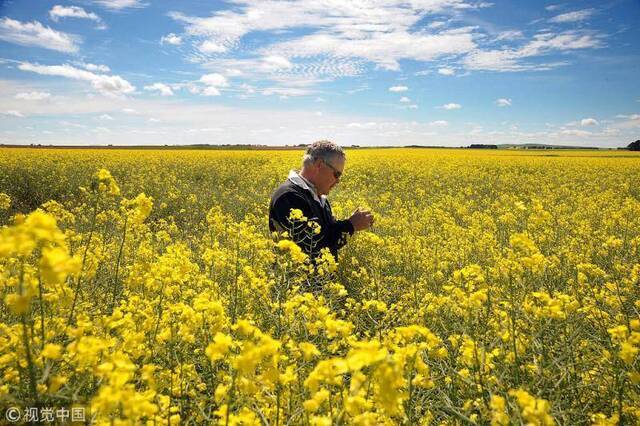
[324,201,354,251]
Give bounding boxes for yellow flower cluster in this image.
[0,192,10,210]
[509,389,555,425]
[0,147,639,424]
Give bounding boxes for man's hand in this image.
[349,208,375,232]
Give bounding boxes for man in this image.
[269,140,374,260]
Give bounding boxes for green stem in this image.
[19,262,39,407]
[231,231,240,324]
[67,193,100,326]
[225,369,236,426]
[110,214,128,313]
[37,273,45,349]
[275,383,281,426]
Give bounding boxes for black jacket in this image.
[269,179,354,260]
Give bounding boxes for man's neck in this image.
[298,170,319,196]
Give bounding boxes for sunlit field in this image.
[1,147,639,425]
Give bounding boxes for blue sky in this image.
[0,0,639,147]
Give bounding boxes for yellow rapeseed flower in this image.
[205,332,233,362]
[41,344,63,360]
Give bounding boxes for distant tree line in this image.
[468,144,498,149]
[628,140,640,151]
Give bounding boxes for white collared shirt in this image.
[287,170,327,208]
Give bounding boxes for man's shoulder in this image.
[271,180,297,199]
[269,180,315,230]
[271,180,310,204]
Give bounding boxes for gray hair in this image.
[302,140,345,167]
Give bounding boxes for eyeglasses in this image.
[323,159,342,180]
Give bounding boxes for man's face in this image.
[315,155,345,196]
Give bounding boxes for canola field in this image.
[1,147,639,425]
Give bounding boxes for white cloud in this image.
[240,83,256,95]
[546,4,561,12]
[438,67,455,76]
[99,113,114,120]
[262,87,314,97]
[348,122,378,129]
[463,50,525,72]
[2,110,25,118]
[389,86,408,92]
[225,69,244,77]
[0,18,80,53]
[200,73,229,87]
[15,91,51,100]
[161,33,182,45]
[399,96,411,103]
[494,30,524,41]
[262,55,293,70]
[346,85,369,94]
[495,98,512,107]
[198,40,227,53]
[608,114,640,131]
[429,120,448,126]
[171,1,479,43]
[94,0,147,10]
[2,92,628,147]
[122,108,137,114]
[561,129,592,137]
[178,76,229,96]
[76,62,110,72]
[251,128,273,134]
[580,118,598,126]
[59,120,88,128]
[171,0,479,73]
[519,31,603,55]
[549,9,595,23]
[186,127,224,133]
[200,56,361,88]
[469,126,483,135]
[407,104,418,109]
[463,30,603,72]
[144,83,174,96]
[49,6,103,27]
[202,86,221,96]
[268,30,475,72]
[187,85,202,95]
[441,103,461,110]
[18,62,135,97]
